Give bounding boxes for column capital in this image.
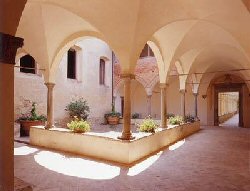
[45,82,55,88]
[159,83,168,89]
[147,94,152,98]
[0,33,24,64]
[120,73,135,79]
[179,89,186,94]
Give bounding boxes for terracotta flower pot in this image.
[72,129,86,133]
[107,116,119,125]
[20,120,45,136]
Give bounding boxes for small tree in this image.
[65,98,90,120]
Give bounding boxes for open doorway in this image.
[218,92,239,127]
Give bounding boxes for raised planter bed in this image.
[30,121,200,165]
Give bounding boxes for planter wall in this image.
[30,121,200,165]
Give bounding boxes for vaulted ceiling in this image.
[13,0,250,86]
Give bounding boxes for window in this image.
[20,55,36,74]
[67,49,76,79]
[99,59,105,85]
[139,44,154,58]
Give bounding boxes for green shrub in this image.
[132,113,140,119]
[137,117,159,133]
[184,114,196,123]
[67,117,91,133]
[65,98,90,120]
[169,115,184,125]
[167,113,175,119]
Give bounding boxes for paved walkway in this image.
[14,126,250,191]
[221,114,239,127]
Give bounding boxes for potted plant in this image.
[137,116,159,133]
[67,116,91,133]
[17,102,46,136]
[65,98,90,120]
[184,114,196,123]
[168,115,184,125]
[132,113,140,119]
[104,104,121,125]
[167,113,175,119]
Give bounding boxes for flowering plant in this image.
[67,116,91,133]
[17,102,46,122]
[137,116,159,133]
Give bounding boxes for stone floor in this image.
[14,177,33,191]
[14,126,250,191]
[220,114,239,127]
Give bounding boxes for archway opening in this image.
[213,74,246,127]
[218,92,239,127]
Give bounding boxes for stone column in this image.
[0,33,23,191]
[160,83,167,128]
[180,89,186,117]
[45,83,55,129]
[193,93,198,119]
[147,94,152,116]
[118,74,135,140]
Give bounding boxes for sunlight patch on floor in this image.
[14,146,38,156]
[127,151,163,176]
[34,151,120,180]
[169,139,185,151]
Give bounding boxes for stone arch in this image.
[150,19,250,87]
[49,32,112,83]
[114,77,147,97]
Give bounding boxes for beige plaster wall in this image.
[14,71,47,119]
[115,80,149,118]
[151,85,161,119]
[54,38,113,125]
[14,38,113,126]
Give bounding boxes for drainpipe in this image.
[112,51,114,106]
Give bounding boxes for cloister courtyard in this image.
[1,0,250,190]
[14,125,250,191]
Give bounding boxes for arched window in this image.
[20,55,36,74]
[139,44,154,58]
[99,59,105,85]
[67,49,76,79]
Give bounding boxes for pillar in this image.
[118,74,135,140]
[180,89,186,117]
[0,33,23,191]
[147,94,152,116]
[45,83,55,129]
[160,83,167,128]
[193,93,198,119]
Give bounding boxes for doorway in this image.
[218,92,239,127]
[214,83,243,127]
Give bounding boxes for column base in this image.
[161,125,168,128]
[45,124,55,130]
[118,131,135,140]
